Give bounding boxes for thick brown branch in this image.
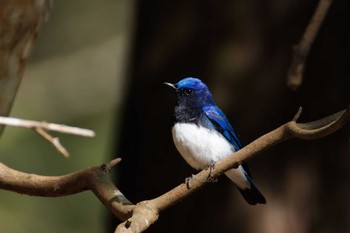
[286,0,333,90]
[0,158,133,220]
[116,106,350,233]
[115,202,159,233]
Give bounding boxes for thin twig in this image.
[293,106,303,122]
[34,127,70,158]
[286,0,334,90]
[0,116,95,137]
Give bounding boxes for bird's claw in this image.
[185,175,194,188]
[208,160,216,178]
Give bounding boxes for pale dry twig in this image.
[0,116,95,157]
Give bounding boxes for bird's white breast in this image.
[172,123,235,170]
[172,122,251,189]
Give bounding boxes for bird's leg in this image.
[185,174,194,188]
[208,160,216,179]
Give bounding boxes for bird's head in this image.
[165,77,215,108]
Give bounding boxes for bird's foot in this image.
[208,160,216,178]
[185,175,194,189]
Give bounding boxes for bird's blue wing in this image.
[203,106,266,204]
[202,105,243,150]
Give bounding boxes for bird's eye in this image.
[183,88,194,95]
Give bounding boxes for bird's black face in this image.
[177,87,195,96]
[165,78,215,108]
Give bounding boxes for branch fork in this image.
[0,116,95,157]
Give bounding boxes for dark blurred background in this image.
[1,0,349,233]
[114,0,350,233]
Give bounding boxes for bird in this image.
[165,77,266,205]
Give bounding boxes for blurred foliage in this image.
[0,0,133,232]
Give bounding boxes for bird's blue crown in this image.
[165,77,216,124]
[173,77,215,108]
[176,77,208,91]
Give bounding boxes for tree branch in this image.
[286,0,333,90]
[0,116,95,157]
[34,127,70,157]
[115,106,350,233]
[0,158,134,221]
[0,106,348,233]
[0,116,95,137]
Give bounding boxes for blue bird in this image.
[165,77,266,205]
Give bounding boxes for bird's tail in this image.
[236,175,266,205]
[225,168,266,205]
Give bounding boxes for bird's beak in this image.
[164,82,177,90]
